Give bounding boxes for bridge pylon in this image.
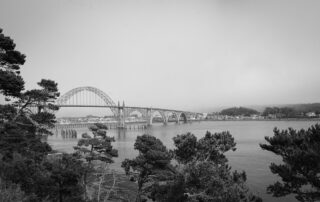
[117,101,126,129]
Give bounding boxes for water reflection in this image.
[116,128,127,141]
[61,129,78,139]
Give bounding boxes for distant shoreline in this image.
[203,118,320,122]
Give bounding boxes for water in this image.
[48,120,320,202]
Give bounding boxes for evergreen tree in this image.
[121,134,175,202]
[0,27,86,201]
[260,124,320,202]
[74,123,118,201]
[44,153,86,202]
[122,132,260,202]
[170,131,261,202]
[0,28,25,97]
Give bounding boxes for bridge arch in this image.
[56,86,117,114]
[149,110,167,125]
[164,111,179,123]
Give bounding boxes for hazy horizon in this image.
[1,0,320,115]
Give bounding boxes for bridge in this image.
[55,86,202,128]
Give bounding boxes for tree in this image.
[0,28,57,164]
[0,28,84,201]
[44,153,85,202]
[121,134,175,202]
[122,132,260,202]
[170,131,261,202]
[220,107,259,117]
[172,132,197,164]
[149,174,187,202]
[74,123,118,201]
[13,79,60,134]
[0,78,59,164]
[0,28,26,97]
[260,124,320,202]
[173,131,236,165]
[0,177,29,202]
[183,161,260,202]
[262,107,298,118]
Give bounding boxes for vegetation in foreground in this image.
[260,124,320,202]
[122,132,262,202]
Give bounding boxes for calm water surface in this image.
[48,120,320,202]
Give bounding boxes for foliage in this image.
[169,132,261,202]
[172,132,197,164]
[0,121,52,161]
[0,152,85,202]
[74,123,118,201]
[14,79,60,135]
[173,131,236,165]
[44,153,86,202]
[0,28,26,97]
[262,107,298,118]
[0,178,30,202]
[0,152,51,201]
[289,103,320,114]
[121,134,175,201]
[220,107,259,116]
[182,161,261,202]
[260,124,320,202]
[74,124,118,164]
[267,103,320,115]
[0,28,56,166]
[123,132,260,202]
[0,27,87,201]
[149,174,187,202]
[0,76,59,200]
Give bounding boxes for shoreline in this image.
[202,118,320,122]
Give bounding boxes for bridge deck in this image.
[56,104,195,114]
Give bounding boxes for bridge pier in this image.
[117,101,126,129]
[146,108,153,126]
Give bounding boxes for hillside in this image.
[220,107,259,116]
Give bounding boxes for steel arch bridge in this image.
[55,86,202,128]
[56,86,118,114]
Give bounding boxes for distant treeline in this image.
[217,103,320,118]
[262,107,298,118]
[285,103,320,114]
[262,104,320,118]
[220,107,259,116]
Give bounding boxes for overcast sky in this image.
[1,0,320,113]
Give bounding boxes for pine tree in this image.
[74,123,118,201]
[260,124,320,202]
[121,134,175,202]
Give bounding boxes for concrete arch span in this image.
[149,110,167,125]
[164,111,179,123]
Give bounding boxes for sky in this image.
[1,0,320,114]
